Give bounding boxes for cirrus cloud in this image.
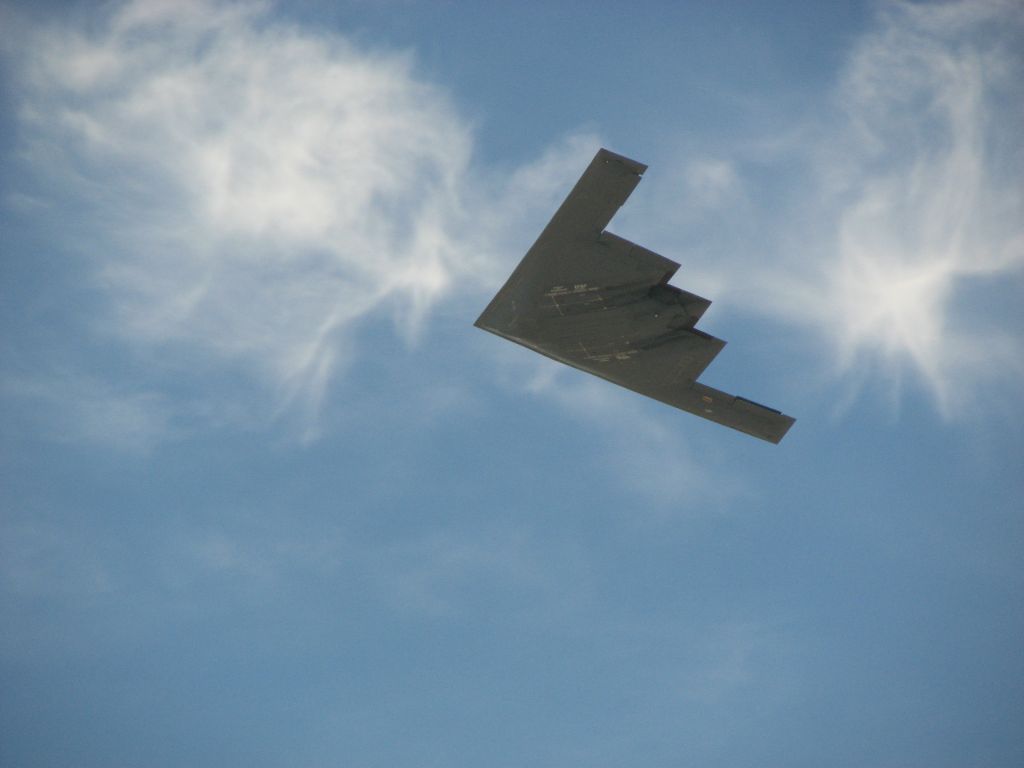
[733,0,1024,419]
[3,0,597,435]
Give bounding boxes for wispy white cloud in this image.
[3,0,596,439]
[0,520,114,600]
[12,0,472,417]
[806,0,1023,417]
[362,525,581,619]
[684,159,740,209]
[675,0,1024,420]
[680,620,794,703]
[12,518,587,627]
[3,373,175,452]
[494,351,739,508]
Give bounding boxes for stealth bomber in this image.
[475,148,795,443]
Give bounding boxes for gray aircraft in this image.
[475,148,795,443]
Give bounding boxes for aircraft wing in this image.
[475,148,794,444]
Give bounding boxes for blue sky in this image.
[1,1,1022,766]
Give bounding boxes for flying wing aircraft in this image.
[475,148,795,443]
